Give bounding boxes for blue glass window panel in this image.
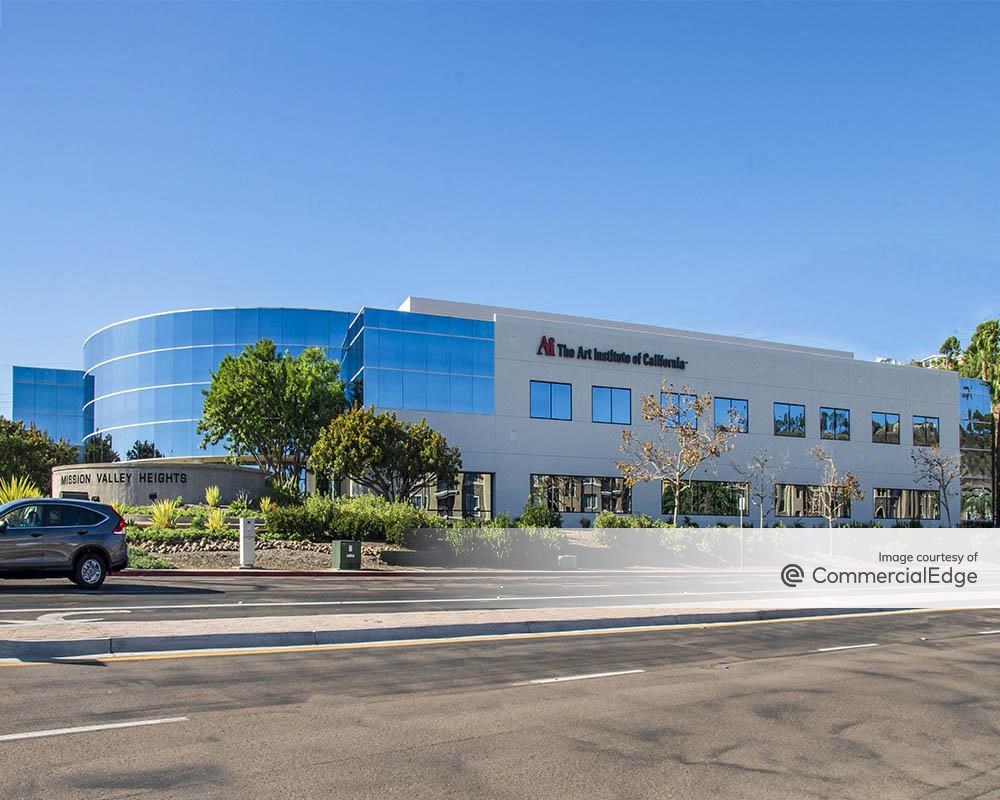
[192,347,215,379]
[530,381,551,419]
[173,422,194,459]
[403,371,427,410]
[213,309,236,344]
[473,340,494,376]
[174,312,195,348]
[172,348,194,383]
[153,387,172,421]
[402,333,427,371]
[362,368,379,407]
[35,384,58,415]
[611,389,630,424]
[426,336,450,373]
[425,314,451,335]
[450,317,474,337]
[139,389,155,420]
[13,382,34,414]
[236,309,258,344]
[154,313,175,350]
[551,383,572,420]
[377,310,403,331]
[450,375,473,413]
[473,378,494,415]
[191,311,214,346]
[83,337,100,371]
[473,320,494,340]
[113,320,138,357]
[362,308,381,329]
[138,353,155,388]
[282,309,306,345]
[138,315,158,353]
[153,424,173,457]
[55,417,79,444]
[378,330,402,370]
[57,385,82,413]
[402,313,427,333]
[305,310,330,345]
[123,391,139,422]
[329,314,350,350]
[172,385,194,420]
[451,338,473,374]
[592,387,611,423]
[426,373,450,412]
[259,309,282,342]
[378,369,402,408]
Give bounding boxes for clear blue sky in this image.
[1,1,998,385]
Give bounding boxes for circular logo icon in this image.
[781,563,805,588]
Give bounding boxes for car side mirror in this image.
[0,519,8,532]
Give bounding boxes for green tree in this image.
[936,335,962,371]
[0,417,79,493]
[198,340,346,486]
[311,407,462,502]
[126,440,163,460]
[83,433,120,464]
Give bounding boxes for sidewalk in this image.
[0,602,897,660]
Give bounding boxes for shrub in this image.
[149,499,182,529]
[228,490,253,516]
[264,494,439,543]
[516,499,562,528]
[205,485,221,507]
[0,475,42,504]
[127,547,175,570]
[258,496,278,516]
[205,507,228,533]
[442,527,567,567]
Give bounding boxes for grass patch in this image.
[128,546,175,570]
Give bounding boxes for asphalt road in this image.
[1,609,999,798]
[0,571,961,624]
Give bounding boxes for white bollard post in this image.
[239,517,256,569]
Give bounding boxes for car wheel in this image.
[73,554,108,589]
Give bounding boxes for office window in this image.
[661,392,698,428]
[913,415,940,447]
[531,474,630,514]
[872,488,940,521]
[714,397,748,433]
[820,407,851,440]
[409,472,494,522]
[592,386,631,425]
[530,381,572,420]
[773,403,806,437]
[872,412,901,445]
[661,480,749,516]
[774,484,852,518]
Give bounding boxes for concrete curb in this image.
[1,608,890,661]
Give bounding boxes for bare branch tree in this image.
[910,445,961,526]
[617,383,738,526]
[810,445,864,528]
[732,448,789,528]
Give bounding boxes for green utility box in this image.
[331,540,362,570]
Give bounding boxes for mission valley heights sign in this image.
[536,336,686,370]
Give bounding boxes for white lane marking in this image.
[514,669,645,686]
[976,629,1000,635]
[0,716,188,742]
[0,610,133,626]
[815,643,879,653]
[0,586,888,617]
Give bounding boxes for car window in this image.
[42,505,105,527]
[1,505,44,528]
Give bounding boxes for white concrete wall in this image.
[387,309,961,526]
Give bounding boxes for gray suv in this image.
[0,498,128,589]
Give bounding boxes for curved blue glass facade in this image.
[83,308,352,459]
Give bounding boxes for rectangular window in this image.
[872,488,940,521]
[661,480,749,517]
[773,403,806,437]
[531,474,631,514]
[530,380,572,420]
[714,397,748,433]
[913,415,940,447]
[820,407,851,440]
[871,412,901,444]
[592,386,631,425]
[774,484,852,518]
[661,392,698,428]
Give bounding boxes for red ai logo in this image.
[536,336,555,357]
